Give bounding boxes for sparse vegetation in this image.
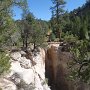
[0,51,10,75]
[0,0,90,89]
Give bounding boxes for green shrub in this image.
[68,40,90,83]
[0,52,11,75]
[50,33,56,41]
[64,33,78,43]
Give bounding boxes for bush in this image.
[64,33,78,43]
[68,40,90,83]
[50,33,56,41]
[0,51,11,75]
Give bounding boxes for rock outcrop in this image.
[0,48,50,90]
[0,78,17,90]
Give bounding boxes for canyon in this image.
[45,44,90,90]
[0,44,90,90]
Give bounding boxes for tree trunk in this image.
[33,42,36,50]
[56,2,59,25]
[25,37,28,49]
[22,38,25,48]
[56,2,61,41]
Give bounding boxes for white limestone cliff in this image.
[0,48,50,90]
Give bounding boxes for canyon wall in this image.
[0,45,90,90]
[0,48,51,90]
[45,45,90,90]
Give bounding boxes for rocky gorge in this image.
[0,44,90,90]
[45,45,90,90]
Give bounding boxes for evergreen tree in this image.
[19,12,47,50]
[51,0,66,41]
[0,0,28,48]
[0,0,28,75]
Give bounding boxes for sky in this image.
[13,0,86,21]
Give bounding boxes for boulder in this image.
[0,78,17,90]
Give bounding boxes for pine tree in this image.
[0,0,28,48]
[51,0,66,41]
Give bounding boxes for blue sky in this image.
[13,0,86,20]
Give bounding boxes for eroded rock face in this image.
[0,78,17,90]
[55,51,74,90]
[0,48,50,90]
[45,45,90,90]
[45,46,58,86]
[46,46,71,90]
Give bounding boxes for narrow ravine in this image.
[45,45,90,90]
